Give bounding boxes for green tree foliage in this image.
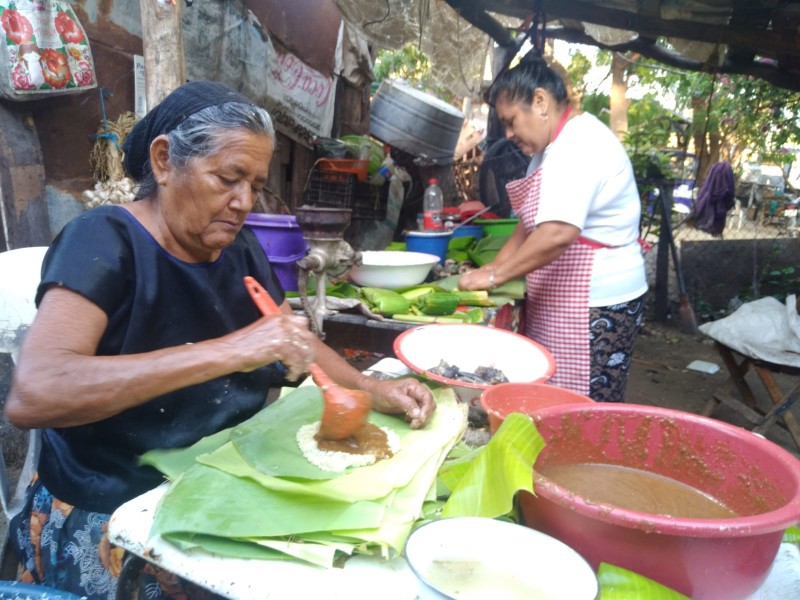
[581,92,610,124]
[565,50,592,98]
[629,58,800,176]
[373,44,455,103]
[566,51,675,191]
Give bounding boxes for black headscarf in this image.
[122,80,254,180]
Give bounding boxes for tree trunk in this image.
[691,95,710,184]
[609,53,629,140]
[139,0,186,111]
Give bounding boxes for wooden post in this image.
[139,0,186,110]
[609,53,629,140]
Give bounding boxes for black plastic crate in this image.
[352,180,389,220]
[304,169,355,209]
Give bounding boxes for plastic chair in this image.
[0,247,47,578]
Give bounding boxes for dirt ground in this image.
[626,319,799,458]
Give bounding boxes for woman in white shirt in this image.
[459,58,647,402]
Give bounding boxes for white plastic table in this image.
[108,484,800,599]
[108,485,421,600]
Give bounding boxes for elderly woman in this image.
[459,58,647,403]
[5,81,435,598]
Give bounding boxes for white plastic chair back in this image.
[0,246,48,362]
[0,246,47,575]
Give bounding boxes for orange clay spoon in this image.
[243,276,373,440]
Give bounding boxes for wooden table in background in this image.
[702,341,800,450]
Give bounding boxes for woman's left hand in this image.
[368,378,436,429]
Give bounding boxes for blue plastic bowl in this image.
[405,231,452,264]
[450,224,484,241]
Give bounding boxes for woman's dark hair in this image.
[487,57,568,108]
[134,102,275,199]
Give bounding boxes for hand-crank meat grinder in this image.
[293,206,360,339]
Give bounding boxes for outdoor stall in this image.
[4,2,800,600]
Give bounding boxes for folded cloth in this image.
[691,162,735,236]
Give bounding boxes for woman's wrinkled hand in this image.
[368,378,436,429]
[234,314,316,380]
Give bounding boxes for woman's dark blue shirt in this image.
[35,206,285,513]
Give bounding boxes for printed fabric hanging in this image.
[0,0,96,100]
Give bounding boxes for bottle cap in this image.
[428,178,438,185]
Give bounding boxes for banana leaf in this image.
[140,427,233,480]
[438,413,544,519]
[446,249,470,263]
[467,234,510,266]
[447,236,476,251]
[146,386,467,565]
[203,392,466,502]
[164,532,349,566]
[598,563,690,599]
[435,272,525,301]
[784,525,800,543]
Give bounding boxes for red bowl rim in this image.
[393,323,556,390]
[529,403,800,537]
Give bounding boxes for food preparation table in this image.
[108,485,800,599]
[105,333,800,599]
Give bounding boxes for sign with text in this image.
[264,39,335,144]
[133,54,146,119]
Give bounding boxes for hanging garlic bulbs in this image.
[82,177,136,208]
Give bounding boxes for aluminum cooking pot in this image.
[369,80,464,163]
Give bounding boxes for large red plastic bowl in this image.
[520,403,800,600]
[480,382,594,433]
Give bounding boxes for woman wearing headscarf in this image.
[5,81,435,598]
[459,59,647,403]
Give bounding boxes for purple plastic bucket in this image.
[269,250,307,292]
[244,213,308,257]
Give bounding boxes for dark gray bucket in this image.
[369,80,464,163]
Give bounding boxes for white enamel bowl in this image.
[393,324,556,411]
[349,250,439,288]
[405,517,599,600]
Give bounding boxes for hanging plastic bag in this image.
[0,0,96,100]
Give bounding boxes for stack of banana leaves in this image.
[139,384,467,568]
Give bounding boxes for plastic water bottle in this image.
[423,178,443,231]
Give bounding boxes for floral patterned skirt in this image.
[10,475,223,599]
[588,294,645,402]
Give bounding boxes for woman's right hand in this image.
[233,313,316,380]
[458,265,495,291]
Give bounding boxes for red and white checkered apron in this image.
[506,151,599,395]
